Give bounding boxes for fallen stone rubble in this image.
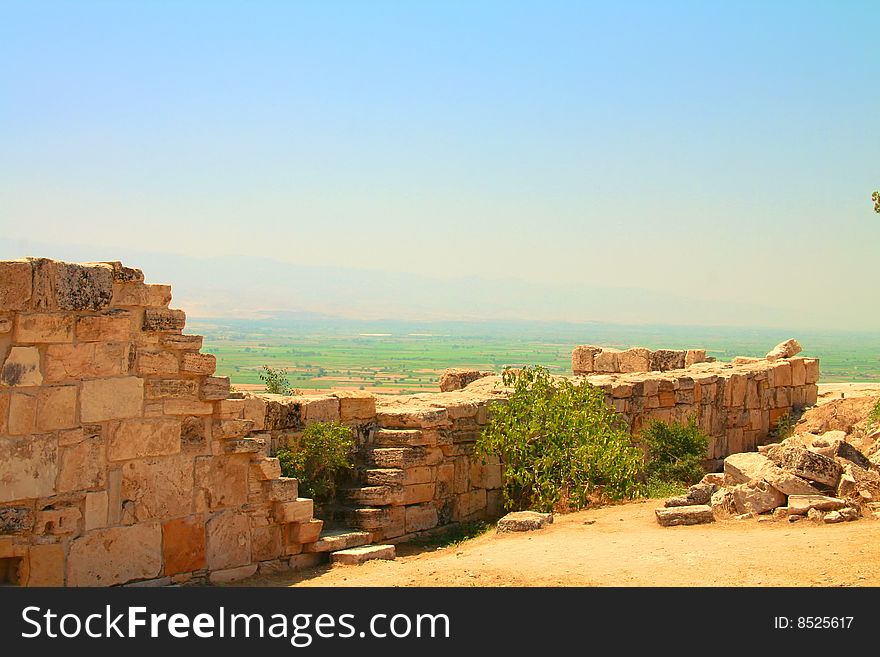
[656,427,880,526]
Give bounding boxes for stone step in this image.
[330,544,396,565]
[303,529,372,553]
[373,429,432,447]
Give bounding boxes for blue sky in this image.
[2,1,879,328]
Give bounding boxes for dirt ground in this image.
[244,501,880,588]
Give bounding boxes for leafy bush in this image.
[768,412,796,442]
[276,421,355,503]
[475,366,645,513]
[645,477,688,499]
[642,417,709,487]
[870,399,880,424]
[260,365,292,395]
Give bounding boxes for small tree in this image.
[476,366,644,512]
[259,365,292,395]
[642,418,708,487]
[276,421,355,503]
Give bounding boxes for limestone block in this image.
[160,334,203,351]
[67,522,162,586]
[496,510,553,532]
[107,418,181,461]
[655,505,714,526]
[251,457,281,480]
[766,338,802,361]
[345,506,404,531]
[438,368,494,392]
[98,261,144,283]
[26,543,65,587]
[1,346,43,386]
[301,396,340,424]
[302,529,370,553]
[710,488,737,519]
[121,455,194,521]
[723,452,819,496]
[243,397,266,430]
[194,455,249,511]
[163,515,206,575]
[571,345,599,374]
[137,351,179,376]
[330,545,395,565]
[251,525,283,562]
[685,349,707,367]
[404,465,436,485]
[8,392,36,435]
[35,506,81,535]
[75,312,132,342]
[803,359,820,385]
[650,350,685,372]
[145,379,198,400]
[273,498,313,524]
[267,477,299,502]
[333,390,376,421]
[0,434,57,503]
[30,259,113,311]
[0,506,34,535]
[731,480,786,514]
[770,361,792,387]
[405,504,439,532]
[787,495,847,515]
[288,519,324,544]
[779,446,842,487]
[454,488,487,519]
[201,376,231,400]
[14,314,73,343]
[45,343,129,382]
[57,435,106,492]
[80,377,143,422]
[593,349,620,373]
[0,260,33,310]
[789,358,806,387]
[84,490,109,531]
[142,309,186,332]
[208,563,257,583]
[175,353,214,377]
[618,348,651,373]
[375,405,449,429]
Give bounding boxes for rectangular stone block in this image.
[121,455,194,520]
[201,376,231,400]
[80,377,144,422]
[57,435,106,492]
[405,504,438,532]
[251,525,283,562]
[301,396,340,424]
[8,392,36,435]
[108,418,181,461]
[45,342,129,382]
[160,334,203,350]
[803,359,820,384]
[0,434,57,503]
[267,477,299,502]
[401,483,435,505]
[142,309,185,332]
[571,345,599,374]
[333,390,376,421]
[288,519,323,544]
[84,490,109,531]
[206,512,252,571]
[26,543,65,587]
[180,352,216,375]
[137,351,179,376]
[67,522,162,586]
[163,515,206,575]
[36,385,77,431]
[14,314,73,343]
[789,358,807,387]
[454,489,487,519]
[0,260,33,310]
[273,499,313,524]
[194,456,249,511]
[163,399,213,415]
[76,312,132,342]
[31,260,113,311]
[251,457,281,480]
[144,379,198,399]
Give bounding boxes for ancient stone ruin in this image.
[0,258,822,586]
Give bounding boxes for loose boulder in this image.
[496,511,553,533]
[787,495,847,515]
[778,447,843,488]
[731,480,786,515]
[765,339,802,361]
[655,505,715,527]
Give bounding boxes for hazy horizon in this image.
[3,2,879,331]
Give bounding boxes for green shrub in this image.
[645,477,688,499]
[642,418,709,487]
[260,365,292,395]
[768,412,796,442]
[475,366,645,513]
[275,421,355,503]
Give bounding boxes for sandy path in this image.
[241,501,880,588]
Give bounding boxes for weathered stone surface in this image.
[655,504,715,526]
[724,452,820,496]
[331,544,395,565]
[439,368,494,392]
[497,510,553,532]
[142,309,186,332]
[14,314,74,343]
[766,338,802,361]
[807,508,825,522]
[685,349,707,367]
[593,349,620,373]
[787,495,847,515]
[179,352,215,375]
[651,349,686,371]
[45,343,129,382]
[0,434,57,503]
[266,477,299,502]
[571,345,600,374]
[137,351,179,376]
[26,543,65,586]
[0,506,34,534]
[288,519,324,544]
[375,405,449,429]
[618,348,651,373]
[302,529,371,553]
[108,419,181,461]
[144,379,198,399]
[731,480,786,514]
[207,563,257,584]
[80,377,144,422]
[121,455,194,521]
[164,399,212,415]
[1,346,43,386]
[35,506,81,535]
[710,488,737,519]
[83,490,108,531]
[201,376,231,400]
[778,447,842,487]
[163,515,206,575]
[273,498,313,524]
[194,456,248,511]
[67,522,162,586]
[405,504,439,533]
[839,507,860,521]
[57,436,106,492]
[76,312,132,342]
[0,260,33,310]
[160,334,203,350]
[332,389,376,420]
[205,512,251,571]
[35,386,77,431]
[665,482,718,507]
[212,418,254,440]
[31,260,113,311]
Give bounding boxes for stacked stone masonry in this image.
[0,258,821,585]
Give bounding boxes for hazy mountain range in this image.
[0,237,830,330]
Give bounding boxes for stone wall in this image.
[572,345,712,374]
[0,258,363,586]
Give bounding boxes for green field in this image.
[188,318,880,394]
